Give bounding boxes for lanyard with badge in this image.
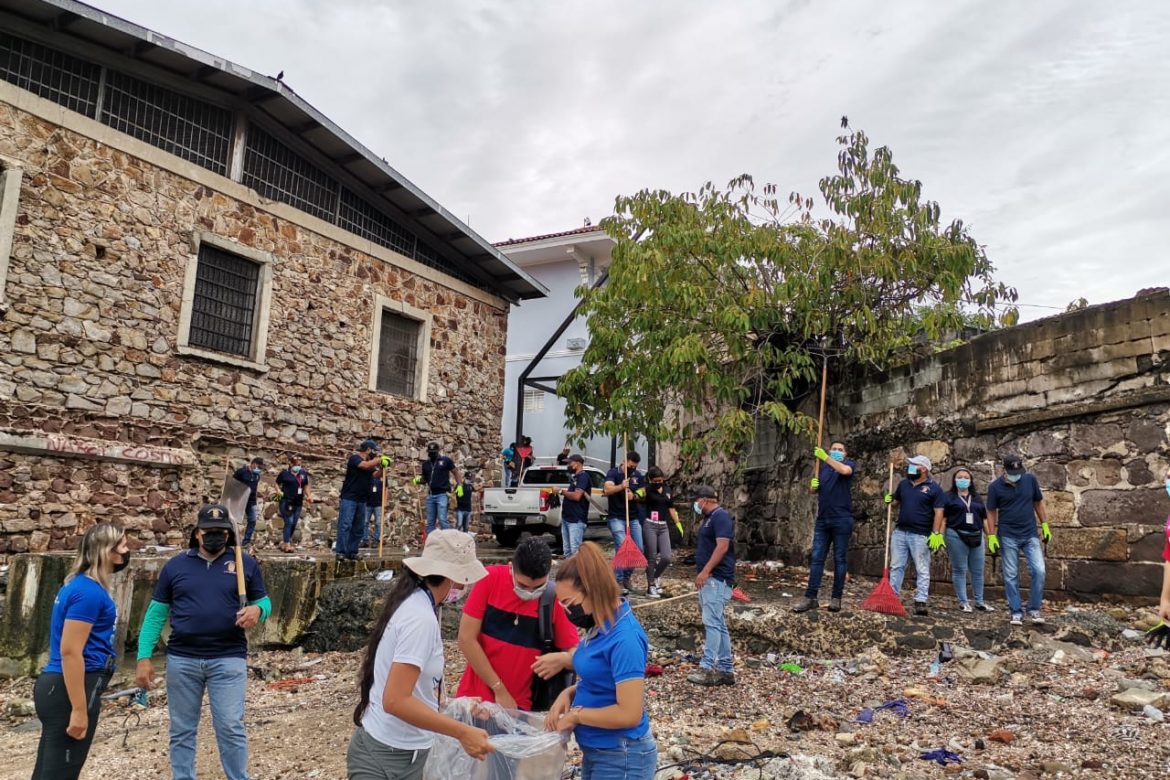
[959,494,975,527]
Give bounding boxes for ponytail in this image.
[555,541,620,627]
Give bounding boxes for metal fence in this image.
[0,31,100,116]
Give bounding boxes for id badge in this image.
[965,512,975,525]
[651,511,659,522]
[298,487,303,495]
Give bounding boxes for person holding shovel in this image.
[793,441,856,614]
[135,504,271,780]
[275,455,311,552]
[884,454,947,616]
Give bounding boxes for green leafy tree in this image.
[559,125,1018,464]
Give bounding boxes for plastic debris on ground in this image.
[424,697,566,780]
[919,748,963,766]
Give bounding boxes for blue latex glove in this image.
[919,749,962,767]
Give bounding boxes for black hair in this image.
[352,568,446,726]
[829,441,846,451]
[513,536,552,579]
[625,451,641,464]
[949,467,980,499]
[647,465,665,480]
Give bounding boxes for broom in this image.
[860,462,906,616]
[612,432,648,573]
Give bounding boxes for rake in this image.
[860,462,906,616]
[612,433,647,571]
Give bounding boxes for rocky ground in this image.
[2,559,1169,779]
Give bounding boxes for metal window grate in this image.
[746,414,780,470]
[242,125,338,221]
[337,188,416,257]
[376,311,420,397]
[189,244,260,357]
[523,389,544,414]
[101,71,233,175]
[0,31,101,116]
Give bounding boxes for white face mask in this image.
[514,580,547,601]
[443,584,465,604]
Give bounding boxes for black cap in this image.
[359,439,379,453]
[197,504,233,530]
[568,454,585,464]
[427,441,441,452]
[694,485,718,500]
[1003,456,1025,476]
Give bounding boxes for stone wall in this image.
[666,290,1170,598]
[0,97,509,554]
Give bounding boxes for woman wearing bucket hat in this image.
[348,530,493,779]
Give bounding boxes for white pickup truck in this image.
[481,465,608,549]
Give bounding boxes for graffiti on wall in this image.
[0,430,193,468]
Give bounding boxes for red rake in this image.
[612,433,648,571]
[860,462,906,616]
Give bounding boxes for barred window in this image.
[101,71,233,175]
[242,125,338,221]
[189,243,261,358]
[746,413,781,471]
[523,389,544,414]
[337,188,416,257]
[0,32,101,116]
[376,311,421,398]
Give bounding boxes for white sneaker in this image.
[1010,613,1023,626]
[648,585,662,599]
[1029,610,1045,625]
[974,602,995,612]
[960,603,973,613]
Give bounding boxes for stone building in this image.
[0,1,546,553]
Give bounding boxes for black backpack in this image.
[529,585,575,712]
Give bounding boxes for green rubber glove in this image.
[814,446,828,462]
[987,534,1000,554]
[1147,622,1170,650]
[455,484,464,498]
[411,476,422,486]
[380,455,391,467]
[928,532,945,552]
[1040,522,1052,544]
[810,477,820,490]
[883,493,893,504]
[635,487,646,499]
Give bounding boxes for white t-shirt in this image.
[361,588,445,750]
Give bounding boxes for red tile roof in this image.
[494,225,607,247]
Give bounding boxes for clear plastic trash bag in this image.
[424,697,568,780]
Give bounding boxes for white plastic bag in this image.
[424,697,567,780]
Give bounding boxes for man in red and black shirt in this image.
[456,537,578,710]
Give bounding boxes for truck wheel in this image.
[494,528,521,547]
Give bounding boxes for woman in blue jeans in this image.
[546,542,657,779]
[942,468,994,613]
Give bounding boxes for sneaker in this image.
[717,671,736,686]
[687,669,721,687]
[647,585,662,599]
[914,602,929,617]
[792,597,818,613]
[620,583,631,597]
[1010,613,1023,626]
[1029,610,1045,625]
[960,603,973,613]
[828,598,842,613]
[974,602,995,612]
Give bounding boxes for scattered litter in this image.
[988,728,1016,744]
[779,662,804,675]
[1142,705,1164,723]
[375,570,395,581]
[645,663,665,677]
[919,748,962,766]
[1121,629,1143,641]
[731,587,752,602]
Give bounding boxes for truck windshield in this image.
[522,470,572,486]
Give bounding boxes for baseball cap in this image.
[427,441,441,452]
[567,454,585,464]
[196,503,233,530]
[359,439,379,452]
[694,485,718,500]
[907,455,933,472]
[403,530,488,585]
[1003,456,1025,476]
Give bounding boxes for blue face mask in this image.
[907,465,919,476]
[955,478,971,490]
[693,501,702,515]
[252,468,262,477]
[1165,479,1170,498]
[291,466,302,474]
[1006,473,1022,483]
[830,450,845,462]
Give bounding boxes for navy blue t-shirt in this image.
[233,466,260,508]
[562,470,593,523]
[943,492,988,534]
[153,548,267,659]
[894,478,947,535]
[604,467,642,518]
[43,574,117,674]
[421,456,457,494]
[986,474,1044,540]
[340,453,374,501]
[276,468,310,506]
[695,506,736,583]
[368,471,383,508]
[816,460,856,521]
[455,479,474,511]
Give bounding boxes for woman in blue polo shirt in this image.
[942,468,993,613]
[32,523,130,780]
[546,541,656,779]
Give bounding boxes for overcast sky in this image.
[95,0,1170,319]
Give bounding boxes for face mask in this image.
[565,603,595,630]
[907,465,919,476]
[830,451,845,462]
[693,501,702,515]
[201,531,228,554]
[291,465,302,474]
[1006,473,1022,483]
[112,550,131,573]
[1165,480,1170,498]
[443,584,465,604]
[429,452,439,462]
[955,478,971,490]
[252,468,261,477]
[513,580,546,601]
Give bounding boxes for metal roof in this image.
[0,0,547,302]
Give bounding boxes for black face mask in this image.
[428,452,439,461]
[112,550,131,573]
[201,531,229,554]
[566,603,595,630]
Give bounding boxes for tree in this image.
[558,126,1019,465]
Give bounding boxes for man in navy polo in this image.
[135,504,271,780]
[338,440,383,560]
[558,454,592,556]
[413,441,461,533]
[986,455,1051,626]
[603,451,646,594]
[688,485,736,687]
[793,441,856,614]
[232,456,264,547]
[884,454,947,616]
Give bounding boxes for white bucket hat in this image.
[403,530,488,585]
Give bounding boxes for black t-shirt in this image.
[645,483,673,522]
[422,456,457,494]
[944,492,987,534]
[456,479,474,511]
[340,453,374,501]
[562,470,592,523]
[604,466,642,518]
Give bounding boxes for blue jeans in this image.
[279,500,303,544]
[425,493,450,533]
[166,655,250,780]
[241,504,257,545]
[455,509,471,532]
[944,529,986,605]
[889,528,932,603]
[561,520,585,556]
[1001,534,1046,613]
[805,515,854,600]
[362,505,381,544]
[607,515,644,583]
[580,732,658,780]
[698,577,733,673]
[336,498,364,558]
